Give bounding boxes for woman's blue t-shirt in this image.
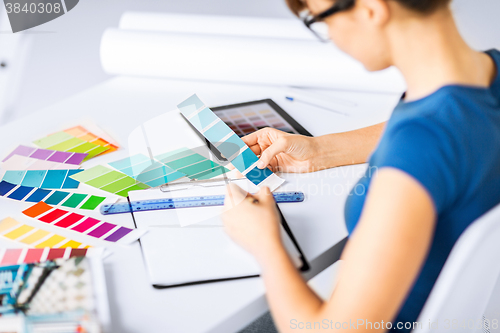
[344,49,500,331]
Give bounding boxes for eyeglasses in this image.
[302,0,355,42]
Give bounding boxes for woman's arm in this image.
[223,168,436,332]
[313,122,386,169]
[242,122,385,173]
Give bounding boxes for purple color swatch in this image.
[2,145,87,165]
[104,226,132,242]
[65,153,86,165]
[47,151,71,163]
[88,222,116,238]
[30,149,53,160]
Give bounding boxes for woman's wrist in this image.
[310,135,342,170]
[310,123,385,169]
[254,235,287,267]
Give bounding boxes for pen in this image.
[285,96,349,116]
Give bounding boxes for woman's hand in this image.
[242,128,322,173]
[242,123,387,172]
[222,184,283,262]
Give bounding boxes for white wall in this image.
[1,0,499,124]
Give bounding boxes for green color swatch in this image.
[69,165,149,197]
[61,193,87,208]
[79,195,106,210]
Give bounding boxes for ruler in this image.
[100,191,305,215]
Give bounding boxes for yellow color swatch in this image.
[35,235,66,248]
[59,240,82,248]
[4,225,35,240]
[0,218,91,249]
[20,229,51,245]
[0,217,20,233]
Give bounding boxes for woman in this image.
[222,0,500,332]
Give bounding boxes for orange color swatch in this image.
[23,201,52,218]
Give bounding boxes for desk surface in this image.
[0,76,400,332]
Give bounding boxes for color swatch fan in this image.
[178,94,284,191]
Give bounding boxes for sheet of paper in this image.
[0,180,106,210]
[0,247,91,265]
[101,25,406,93]
[0,217,90,249]
[178,94,284,191]
[69,165,149,197]
[3,145,88,165]
[129,183,302,286]
[1,169,82,189]
[22,202,146,245]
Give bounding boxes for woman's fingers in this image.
[257,137,289,169]
[241,131,261,148]
[253,186,274,205]
[224,183,248,208]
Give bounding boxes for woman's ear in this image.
[357,0,391,27]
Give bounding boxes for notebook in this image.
[129,179,308,288]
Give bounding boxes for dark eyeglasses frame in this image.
[303,0,355,42]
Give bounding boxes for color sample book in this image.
[216,103,299,137]
[3,145,87,165]
[2,169,82,189]
[0,247,89,266]
[33,132,109,161]
[155,148,230,181]
[178,94,283,188]
[69,165,149,197]
[0,180,106,210]
[109,154,186,187]
[0,217,90,249]
[109,150,230,187]
[64,126,119,155]
[22,202,145,245]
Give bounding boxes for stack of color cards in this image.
[0,247,89,266]
[22,202,146,245]
[0,217,90,249]
[69,165,149,197]
[178,94,284,190]
[0,180,106,210]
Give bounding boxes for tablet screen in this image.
[211,99,312,137]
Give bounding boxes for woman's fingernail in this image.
[257,161,264,169]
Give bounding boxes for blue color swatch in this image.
[1,169,81,189]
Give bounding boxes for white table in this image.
[0,76,400,332]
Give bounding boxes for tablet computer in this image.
[211,99,313,137]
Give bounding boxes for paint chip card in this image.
[69,165,150,197]
[22,202,147,245]
[178,94,284,191]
